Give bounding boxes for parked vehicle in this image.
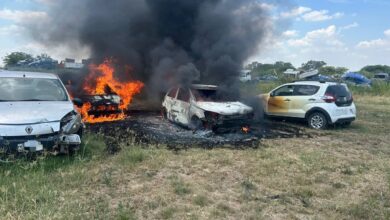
[373,73,389,81]
[305,74,334,82]
[80,94,121,116]
[260,81,356,129]
[162,84,253,131]
[27,58,58,69]
[342,72,372,86]
[239,70,252,82]
[0,70,83,154]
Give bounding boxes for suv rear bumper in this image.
[335,117,355,124]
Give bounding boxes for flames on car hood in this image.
[0,102,74,125]
[194,101,253,116]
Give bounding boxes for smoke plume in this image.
[30,0,275,99]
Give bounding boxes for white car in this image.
[162,84,253,131]
[0,70,83,154]
[260,81,356,129]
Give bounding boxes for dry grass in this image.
[1,94,389,219]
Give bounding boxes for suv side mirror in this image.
[72,98,83,107]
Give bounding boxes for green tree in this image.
[36,53,52,60]
[3,52,34,66]
[301,60,327,71]
[249,61,296,77]
[319,66,348,76]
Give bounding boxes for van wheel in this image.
[190,117,204,130]
[308,112,327,130]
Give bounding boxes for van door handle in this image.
[308,98,316,101]
[284,99,291,102]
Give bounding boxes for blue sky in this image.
[0,0,389,70]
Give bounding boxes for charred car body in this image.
[162,84,253,131]
[79,94,121,116]
[0,71,83,154]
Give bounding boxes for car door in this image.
[173,88,191,125]
[165,87,178,121]
[267,85,295,116]
[288,85,320,118]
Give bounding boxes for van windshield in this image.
[0,77,69,102]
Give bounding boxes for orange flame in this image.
[242,126,250,133]
[77,59,144,124]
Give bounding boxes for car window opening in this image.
[191,89,234,102]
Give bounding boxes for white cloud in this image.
[0,25,24,36]
[302,10,343,22]
[280,6,343,22]
[288,25,343,48]
[384,29,390,37]
[0,8,47,24]
[282,30,298,38]
[281,6,311,18]
[340,22,359,31]
[357,29,390,49]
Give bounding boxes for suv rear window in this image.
[326,85,353,107]
[326,85,351,97]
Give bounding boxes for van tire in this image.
[308,112,328,130]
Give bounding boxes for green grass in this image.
[0,94,389,219]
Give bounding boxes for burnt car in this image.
[79,94,121,116]
[0,70,83,154]
[162,84,253,131]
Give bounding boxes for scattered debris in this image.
[87,112,311,152]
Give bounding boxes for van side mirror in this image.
[72,98,83,107]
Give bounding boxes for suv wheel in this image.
[308,112,327,130]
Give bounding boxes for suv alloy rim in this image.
[311,115,324,129]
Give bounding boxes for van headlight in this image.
[60,111,82,134]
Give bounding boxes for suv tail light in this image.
[322,93,336,103]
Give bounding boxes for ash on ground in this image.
[87,113,312,152]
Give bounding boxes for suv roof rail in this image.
[293,79,334,83]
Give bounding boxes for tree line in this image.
[246,60,389,78]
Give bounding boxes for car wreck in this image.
[78,94,121,117]
[162,84,253,131]
[0,71,83,154]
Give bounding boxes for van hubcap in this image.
[311,115,324,129]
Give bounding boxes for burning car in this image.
[0,71,83,154]
[162,84,253,131]
[78,94,121,116]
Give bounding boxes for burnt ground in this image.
[87,112,315,152]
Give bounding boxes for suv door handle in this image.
[284,99,291,102]
[308,98,316,101]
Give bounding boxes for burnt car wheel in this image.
[308,112,328,130]
[190,116,204,130]
[161,108,168,119]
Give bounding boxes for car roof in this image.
[191,84,218,90]
[0,70,59,79]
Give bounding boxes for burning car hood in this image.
[0,102,74,125]
[195,101,253,115]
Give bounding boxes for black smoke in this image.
[30,0,275,100]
